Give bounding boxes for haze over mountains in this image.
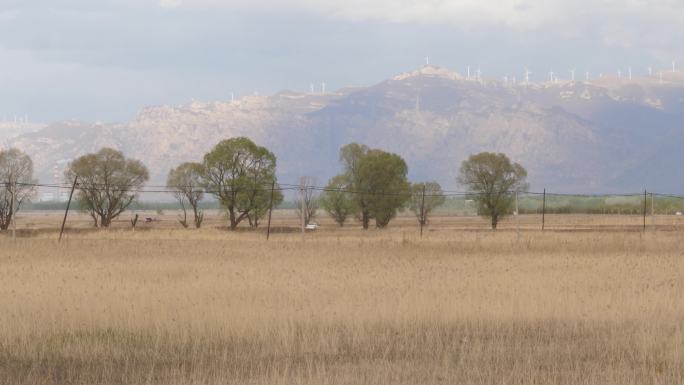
[4,64,684,195]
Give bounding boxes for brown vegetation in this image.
[0,214,683,384]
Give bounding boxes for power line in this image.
[4,181,684,199]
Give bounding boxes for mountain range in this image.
[5,64,684,195]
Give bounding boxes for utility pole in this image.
[59,176,78,243]
[651,192,655,227]
[300,183,305,241]
[643,190,647,232]
[266,180,275,241]
[515,190,520,237]
[10,181,15,241]
[542,188,546,231]
[420,185,426,238]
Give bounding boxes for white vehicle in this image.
[305,223,318,230]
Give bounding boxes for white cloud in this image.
[166,0,683,53]
[166,0,683,29]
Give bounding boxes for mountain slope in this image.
[9,65,684,193]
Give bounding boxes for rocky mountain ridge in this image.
[7,65,684,194]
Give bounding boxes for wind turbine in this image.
[569,69,576,82]
[321,81,326,95]
[673,60,677,72]
[467,66,471,80]
[524,68,532,84]
[585,71,590,81]
[628,67,632,81]
[648,67,653,76]
[310,83,315,94]
[425,56,430,66]
[617,69,622,80]
[476,67,482,82]
[548,70,555,83]
[659,71,664,84]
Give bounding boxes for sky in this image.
[0,0,682,122]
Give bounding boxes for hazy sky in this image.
[1,0,682,122]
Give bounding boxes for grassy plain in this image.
[1,212,683,384]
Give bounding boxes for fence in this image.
[4,181,684,239]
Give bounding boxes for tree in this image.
[201,137,281,230]
[245,182,283,228]
[167,162,205,228]
[408,182,446,228]
[296,176,319,226]
[332,143,410,229]
[457,152,528,229]
[0,148,36,231]
[66,148,149,228]
[356,149,411,228]
[320,175,355,227]
[338,143,373,228]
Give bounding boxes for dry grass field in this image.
[1,212,684,384]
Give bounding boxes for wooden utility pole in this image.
[10,181,15,241]
[515,190,520,237]
[59,176,78,243]
[300,183,305,241]
[541,188,546,231]
[266,180,275,241]
[419,185,426,237]
[643,190,647,232]
[651,193,655,227]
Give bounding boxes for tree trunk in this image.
[193,207,203,229]
[491,214,498,230]
[229,208,238,230]
[362,210,370,230]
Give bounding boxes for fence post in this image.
[643,190,647,232]
[59,176,79,243]
[420,185,426,237]
[542,188,546,231]
[266,180,275,241]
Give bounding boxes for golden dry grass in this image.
[1,213,683,384]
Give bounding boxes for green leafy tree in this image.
[356,149,411,228]
[0,148,36,231]
[332,143,410,229]
[457,152,528,229]
[408,182,446,227]
[201,137,281,230]
[320,175,355,227]
[66,148,149,228]
[338,143,373,228]
[167,162,205,228]
[246,183,283,228]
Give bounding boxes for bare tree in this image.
[66,148,149,228]
[296,176,319,226]
[167,162,205,228]
[0,148,36,231]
